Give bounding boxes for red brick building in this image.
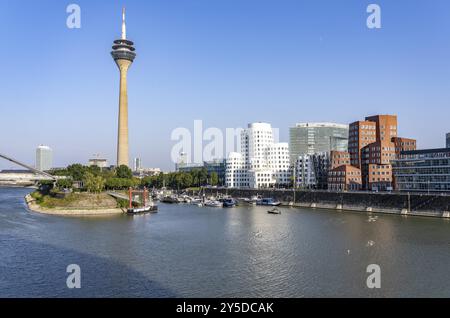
[330,151,351,169]
[336,115,417,191]
[328,165,362,191]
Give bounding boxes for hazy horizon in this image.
[1,0,449,171]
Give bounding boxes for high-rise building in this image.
[111,8,136,167]
[348,120,377,168]
[226,123,290,189]
[289,123,348,163]
[447,133,450,148]
[347,115,416,191]
[133,157,142,172]
[36,145,53,171]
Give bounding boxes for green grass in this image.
[39,193,79,209]
[30,191,119,209]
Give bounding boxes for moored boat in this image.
[222,198,237,207]
[257,198,281,206]
[161,195,179,204]
[204,200,223,207]
[127,204,158,214]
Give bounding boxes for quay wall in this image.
[200,188,450,219]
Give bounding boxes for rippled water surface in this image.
[1,187,450,297]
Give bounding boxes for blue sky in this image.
[0,0,449,170]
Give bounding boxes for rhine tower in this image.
[111,8,136,167]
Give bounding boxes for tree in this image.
[87,165,101,176]
[210,172,219,186]
[67,164,87,181]
[56,178,73,189]
[105,177,135,190]
[116,165,133,179]
[198,168,208,186]
[83,172,105,193]
[181,173,194,188]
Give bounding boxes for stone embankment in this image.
[200,188,450,219]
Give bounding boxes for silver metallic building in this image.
[289,123,349,163]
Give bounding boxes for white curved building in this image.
[226,123,291,189]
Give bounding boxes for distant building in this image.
[135,167,162,178]
[294,153,330,189]
[88,158,108,168]
[177,163,204,173]
[289,122,348,164]
[393,148,450,193]
[348,115,416,191]
[226,122,290,189]
[447,133,450,148]
[36,145,53,171]
[175,152,189,171]
[330,151,351,169]
[392,137,417,157]
[204,159,226,186]
[134,157,142,172]
[328,165,362,191]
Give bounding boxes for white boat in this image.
[204,200,223,207]
[237,196,259,206]
[190,198,203,207]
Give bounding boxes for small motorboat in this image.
[222,198,237,207]
[267,208,281,214]
[204,200,223,207]
[190,198,203,207]
[161,195,179,204]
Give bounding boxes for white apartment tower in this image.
[134,157,142,172]
[226,123,290,189]
[36,145,53,172]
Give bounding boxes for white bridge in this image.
[0,153,56,185]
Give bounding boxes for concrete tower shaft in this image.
[111,8,136,167]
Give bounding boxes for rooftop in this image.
[400,148,450,155]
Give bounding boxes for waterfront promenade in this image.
[200,188,450,219]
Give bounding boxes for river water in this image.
[0,187,449,298]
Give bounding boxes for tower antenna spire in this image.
[121,7,126,40]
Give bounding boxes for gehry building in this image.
[225,123,290,189]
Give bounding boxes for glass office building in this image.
[446,133,450,148]
[289,123,349,163]
[392,148,450,193]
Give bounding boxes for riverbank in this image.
[289,202,450,219]
[25,193,124,216]
[200,188,450,219]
